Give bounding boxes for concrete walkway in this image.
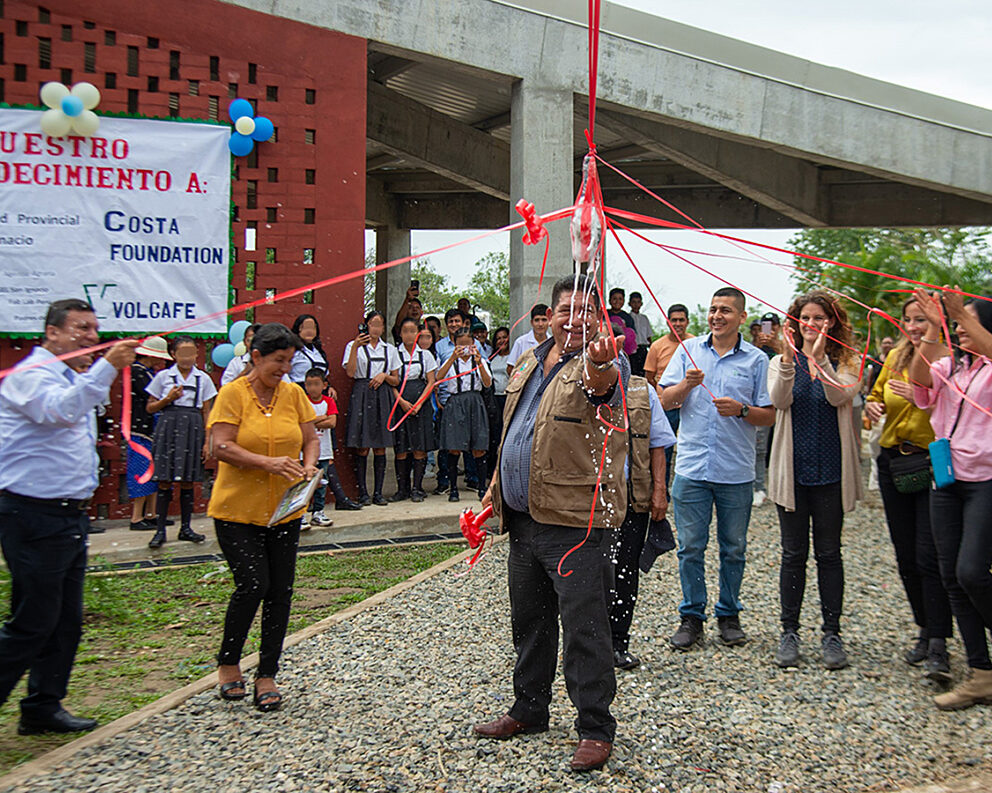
[87,494,475,568]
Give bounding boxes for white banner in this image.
[0,108,231,334]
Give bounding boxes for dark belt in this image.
[0,489,91,511]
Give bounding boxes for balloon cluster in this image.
[39,82,101,137]
[211,320,252,367]
[227,99,274,156]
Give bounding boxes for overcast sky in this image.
[380,2,991,331]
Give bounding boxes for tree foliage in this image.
[787,228,992,341]
[412,259,460,318]
[411,252,510,328]
[466,251,510,329]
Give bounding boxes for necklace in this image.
[248,378,278,417]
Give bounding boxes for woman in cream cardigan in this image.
[767,291,863,671]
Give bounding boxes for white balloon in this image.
[70,81,101,110]
[234,116,256,136]
[40,82,69,110]
[40,109,72,137]
[71,110,100,137]
[233,341,247,357]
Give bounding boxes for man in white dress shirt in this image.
[0,299,137,735]
[505,304,549,375]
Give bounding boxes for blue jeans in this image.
[671,475,753,620]
[310,460,330,513]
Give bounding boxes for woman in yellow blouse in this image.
[865,298,952,683]
[207,323,319,711]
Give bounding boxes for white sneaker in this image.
[300,512,312,529]
[311,512,334,527]
[752,490,766,507]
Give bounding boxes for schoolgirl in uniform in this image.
[343,310,400,505]
[391,318,438,502]
[290,314,329,385]
[146,336,217,549]
[436,327,491,502]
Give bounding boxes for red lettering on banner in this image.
[23,133,42,155]
[97,167,114,188]
[46,137,64,156]
[155,172,171,191]
[0,132,14,154]
[136,169,153,191]
[117,169,133,190]
[90,138,108,159]
[33,163,50,185]
[185,172,203,193]
[68,136,85,157]
[111,139,128,159]
[13,163,31,184]
[0,162,8,182]
[65,165,82,187]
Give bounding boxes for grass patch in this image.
[0,543,460,776]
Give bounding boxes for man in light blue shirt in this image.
[0,299,137,735]
[659,287,774,650]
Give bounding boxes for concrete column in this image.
[375,226,411,326]
[509,81,574,339]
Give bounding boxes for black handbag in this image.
[888,448,931,494]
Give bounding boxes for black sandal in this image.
[253,686,283,712]
[219,679,247,701]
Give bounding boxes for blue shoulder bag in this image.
[929,363,984,489]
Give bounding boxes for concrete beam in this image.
[234,0,992,208]
[366,177,397,227]
[367,81,510,200]
[375,226,411,321]
[509,82,575,336]
[827,182,992,227]
[395,193,508,230]
[598,109,828,226]
[366,153,403,170]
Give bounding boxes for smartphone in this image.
[761,320,772,335]
[358,323,369,335]
[410,279,419,290]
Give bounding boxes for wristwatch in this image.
[738,404,750,419]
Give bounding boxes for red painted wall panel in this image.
[0,0,367,518]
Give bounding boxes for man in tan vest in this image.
[474,274,629,773]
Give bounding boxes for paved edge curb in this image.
[0,538,496,790]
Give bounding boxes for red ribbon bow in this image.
[515,199,547,246]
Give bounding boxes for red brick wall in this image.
[0,0,367,518]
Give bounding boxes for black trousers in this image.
[0,494,87,719]
[777,482,844,634]
[630,345,648,377]
[930,479,992,670]
[215,519,301,677]
[506,508,616,742]
[876,447,953,638]
[609,507,649,652]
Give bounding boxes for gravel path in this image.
[6,493,992,793]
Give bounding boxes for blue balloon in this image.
[228,98,254,121]
[228,320,251,345]
[61,95,84,117]
[211,343,236,368]
[251,116,274,142]
[228,133,254,157]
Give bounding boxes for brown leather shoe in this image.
[570,739,612,772]
[473,714,548,740]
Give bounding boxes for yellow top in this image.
[867,348,934,449]
[207,378,316,526]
